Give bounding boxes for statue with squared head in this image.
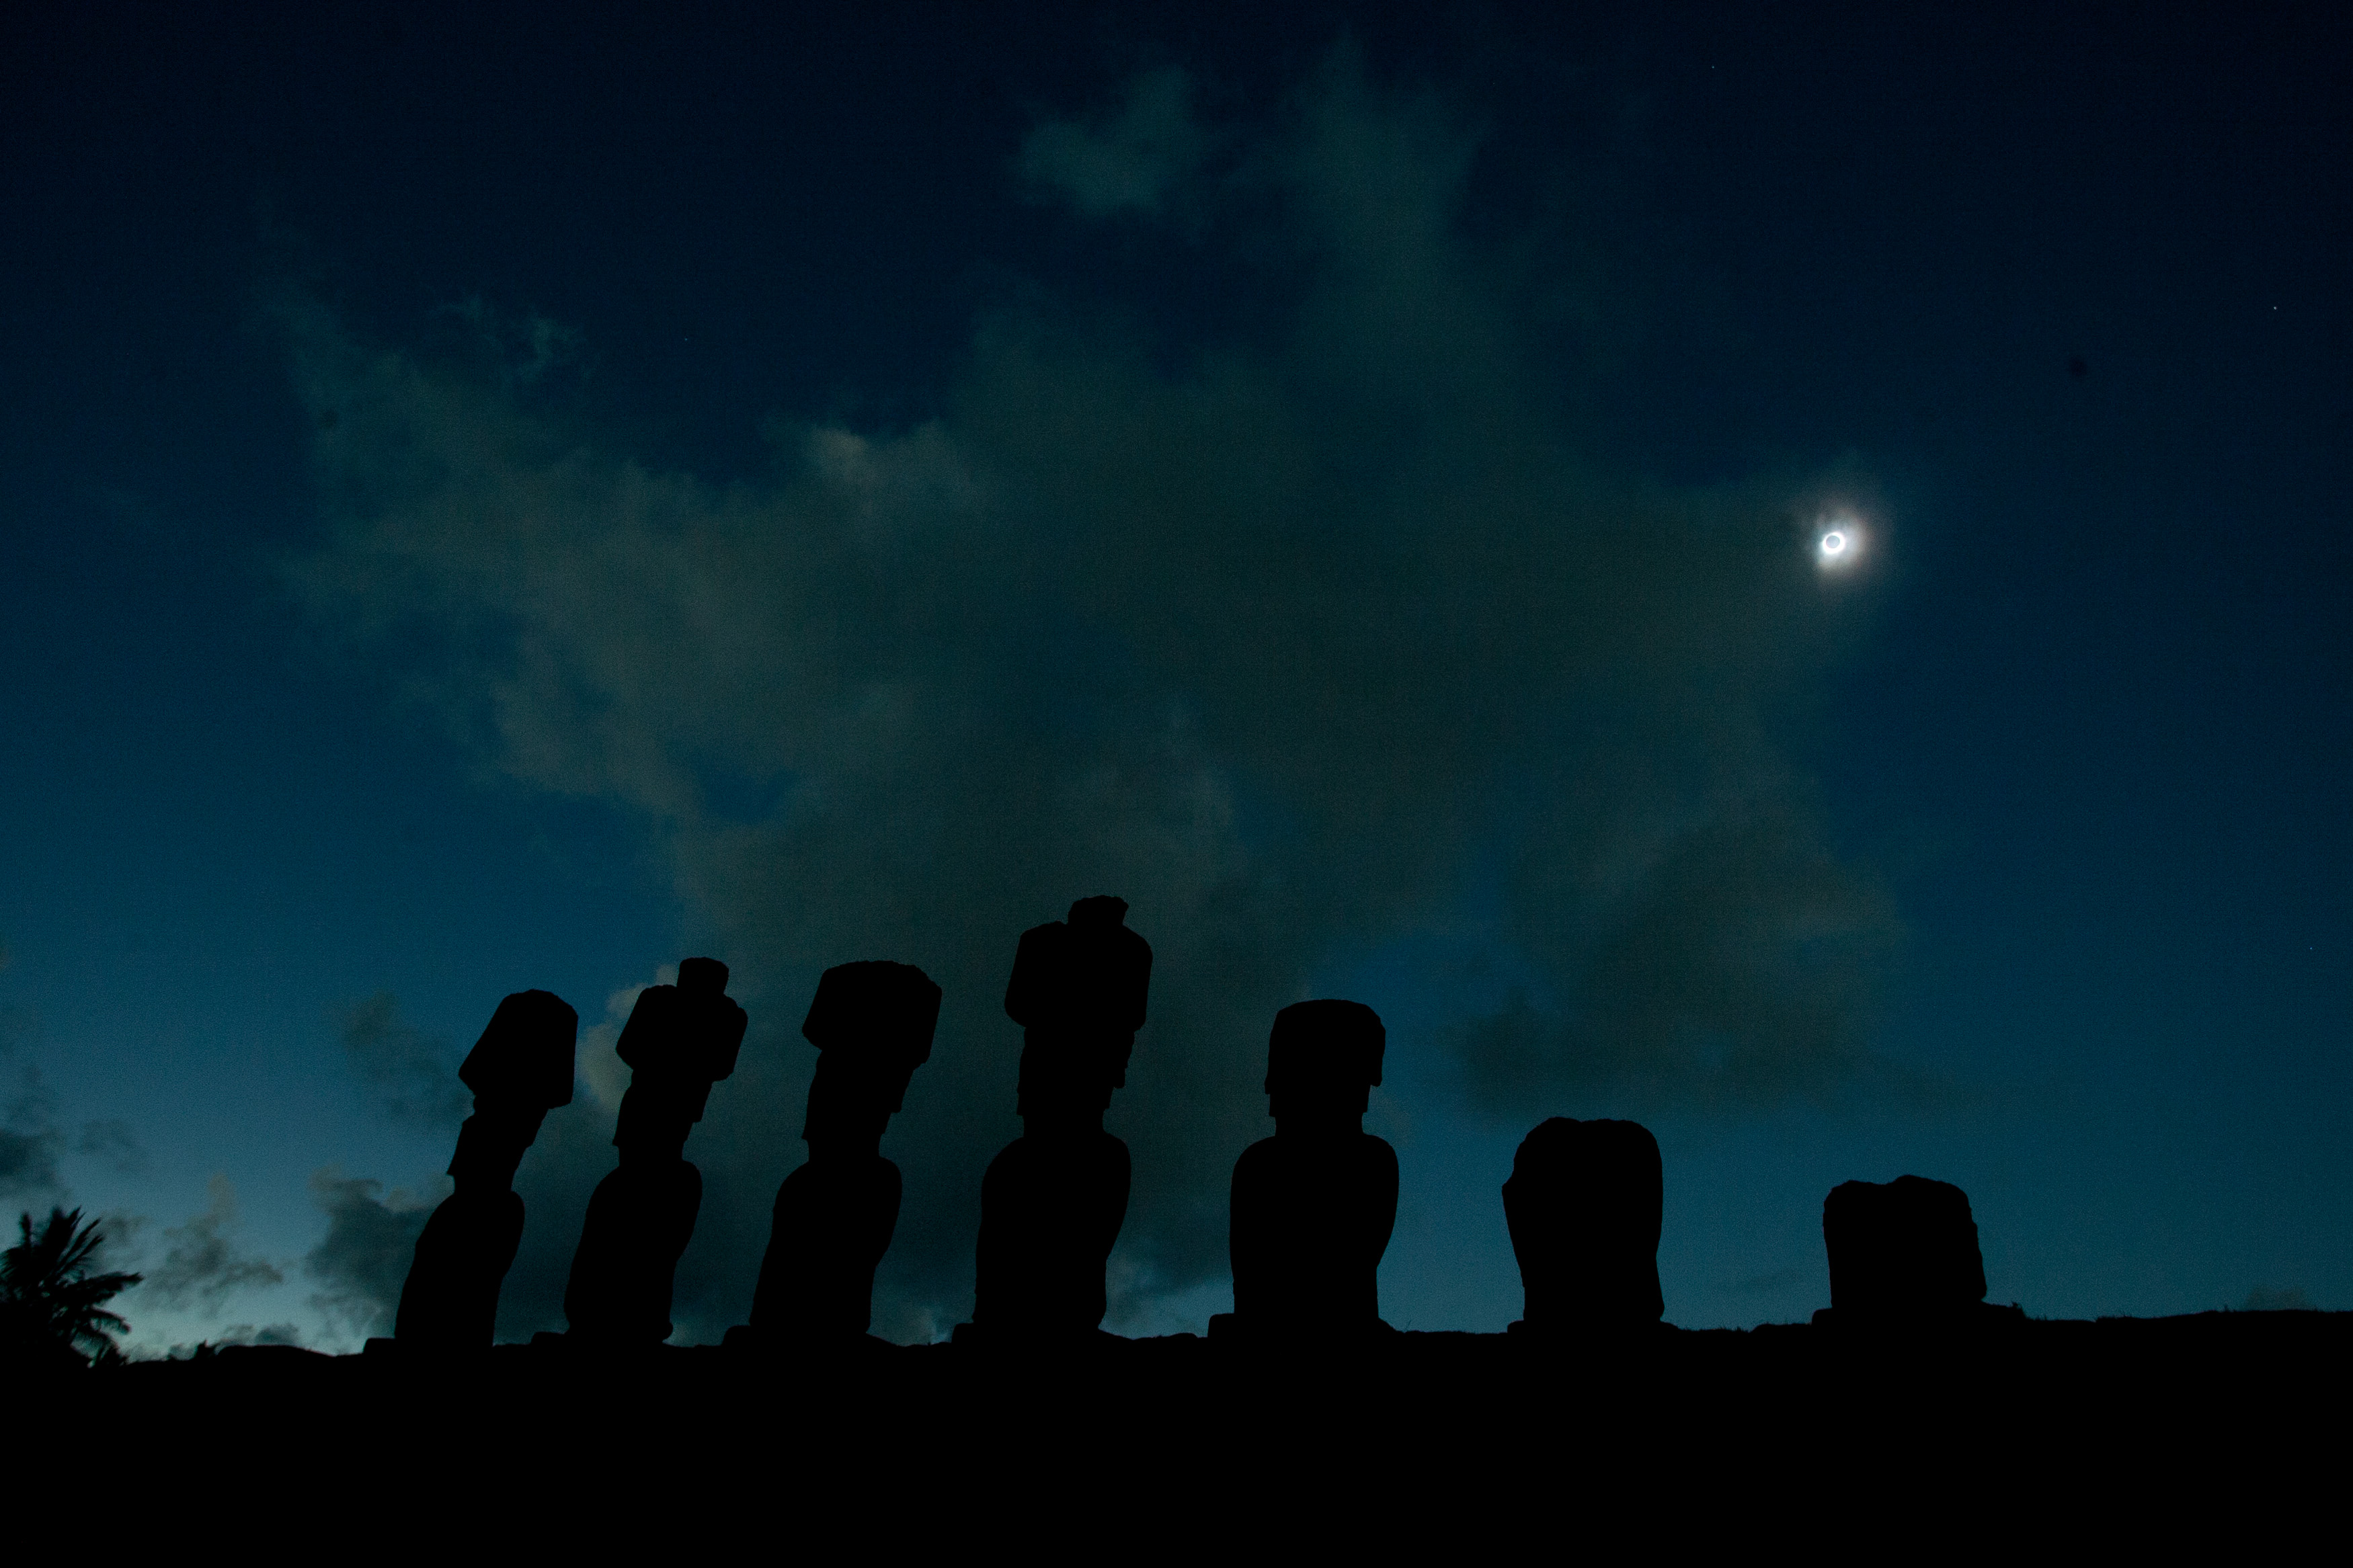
[1817,1175,1991,1327]
[1219,999,1398,1340]
[965,896,1151,1341]
[561,957,746,1346]
[1501,1116,1665,1335]
[393,989,577,1349]
[737,960,940,1346]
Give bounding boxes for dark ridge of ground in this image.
[27,1312,2345,1545]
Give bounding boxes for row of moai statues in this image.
[391,895,2003,1349]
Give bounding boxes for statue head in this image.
[799,960,942,1150]
[458,989,580,1112]
[1502,1116,1666,1327]
[1265,999,1384,1127]
[611,958,748,1155]
[448,989,579,1186]
[1507,1117,1663,1253]
[617,958,748,1086]
[1004,896,1152,1122]
[1822,1175,1987,1319]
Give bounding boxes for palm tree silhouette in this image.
[1,1206,143,1366]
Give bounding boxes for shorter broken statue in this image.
[1216,999,1398,1341]
[393,989,578,1350]
[1817,1174,1998,1327]
[561,958,747,1346]
[965,896,1152,1342]
[1501,1116,1665,1334]
[737,960,941,1348]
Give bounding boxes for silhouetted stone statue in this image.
[561,958,746,1346]
[1501,1116,1664,1334]
[1215,999,1398,1341]
[1817,1175,1989,1326]
[734,960,940,1348]
[965,896,1151,1342]
[393,989,577,1350]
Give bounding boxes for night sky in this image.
[3,3,2346,1351]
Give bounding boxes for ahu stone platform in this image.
[32,1310,2347,1548]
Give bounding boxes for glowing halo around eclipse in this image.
[1813,514,1867,572]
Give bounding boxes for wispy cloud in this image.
[0,1012,61,1200]
[338,991,471,1128]
[1017,66,1208,218]
[134,1174,286,1310]
[75,1119,147,1174]
[1,996,147,1196]
[0,1089,60,1199]
[302,1167,443,1342]
[2241,1286,2313,1312]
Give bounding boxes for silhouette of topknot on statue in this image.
[1212,999,1398,1342]
[561,958,746,1346]
[962,896,1151,1343]
[1501,1117,1665,1335]
[393,989,577,1350]
[1816,1175,1999,1327]
[732,960,939,1350]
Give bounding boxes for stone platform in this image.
[30,1311,2346,1548]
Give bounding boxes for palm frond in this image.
[3,1207,144,1360]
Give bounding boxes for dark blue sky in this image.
[1,2,2345,1346]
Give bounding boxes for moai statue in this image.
[737,960,941,1346]
[965,896,1152,1342]
[561,958,748,1346]
[1216,999,1398,1340]
[1817,1175,1989,1327]
[393,989,578,1350]
[1501,1117,1665,1335]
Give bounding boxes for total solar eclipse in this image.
[1814,515,1866,571]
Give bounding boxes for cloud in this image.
[2241,1286,2313,1312]
[282,50,1894,1338]
[338,991,471,1128]
[216,1321,306,1346]
[1,1008,147,1194]
[0,1021,61,1199]
[1017,66,1207,217]
[75,1119,148,1174]
[149,1321,306,1359]
[0,1095,60,1199]
[136,1175,286,1309]
[0,1034,147,1198]
[1457,791,1904,1112]
[303,1167,441,1341]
